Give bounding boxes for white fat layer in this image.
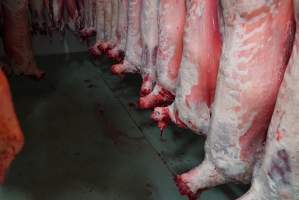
[140,0,159,78]
[96,0,105,41]
[205,0,290,181]
[156,0,185,92]
[124,0,142,69]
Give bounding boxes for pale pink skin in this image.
[138,0,186,109]
[237,2,299,199]
[107,0,128,61]
[2,0,45,79]
[111,0,142,75]
[175,0,295,199]
[152,0,222,134]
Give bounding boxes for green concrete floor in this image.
[1,53,248,200]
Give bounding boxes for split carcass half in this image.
[79,0,97,40]
[65,0,80,31]
[104,0,119,53]
[107,0,129,62]
[2,0,45,79]
[138,0,186,109]
[151,0,221,133]
[175,0,295,199]
[29,0,50,34]
[50,0,65,32]
[138,0,159,97]
[237,1,299,199]
[98,0,113,52]
[0,68,24,184]
[111,0,142,75]
[89,0,105,58]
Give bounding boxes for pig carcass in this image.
[138,0,186,109]
[107,0,128,62]
[50,0,65,31]
[104,0,119,53]
[0,68,24,184]
[2,0,45,79]
[89,0,106,57]
[175,0,295,199]
[65,0,80,31]
[151,0,221,133]
[138,0,159,97]
[111,0,142,75]
[29,0,50,34]
[139,0,186,109]
[98,0,113,52]
[237,1,299,199]
[79,0,97,40]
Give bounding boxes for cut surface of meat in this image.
[0,68,24,184]
[174,0,295,199]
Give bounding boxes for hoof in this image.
[107,49,125,63]
[140,87,152,97]
[151,107,170,133]
[32,71,46,80]
[107,49,120,60]
[23,69,45,81]
[111,64,125,76]
[137,98,147,110]
[89,46,101,58]
[80,29,96,40]
[175,175,200,200]
[98,43,110,53]
[140,76,154,97]
[138,87,174,110]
